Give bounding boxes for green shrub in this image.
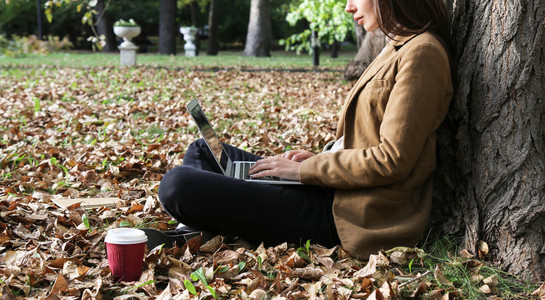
[0,34,72,57]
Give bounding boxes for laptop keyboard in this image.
[239,162,283,181]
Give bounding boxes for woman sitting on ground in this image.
[157,0,453,258]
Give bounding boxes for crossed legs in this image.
[158,139,340,247]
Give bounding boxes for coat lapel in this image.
[336,34,418,139]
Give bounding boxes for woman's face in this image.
[345,0,379,32]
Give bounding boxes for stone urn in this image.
[113,19,141,66]
[180,27,198,57]
[113,26,141,49]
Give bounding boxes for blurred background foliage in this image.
[0,0,312,51]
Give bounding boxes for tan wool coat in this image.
[300,32,453,258]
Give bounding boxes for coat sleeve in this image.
[299,41,452,189]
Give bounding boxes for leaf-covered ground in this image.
[0,66,540,298]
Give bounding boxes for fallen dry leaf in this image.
[459,248,474,259]
[293,266,325,281]
[286,251,307,268]
[354,252,390,279]
[532,282,545,299]
[478,240,489,259]
[483,274,499,286]
[479,284,492,294]
[200,235,223,253]
[434,265,454,288]
[49,274,70,296]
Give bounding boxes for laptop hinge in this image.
[226,161,234,177]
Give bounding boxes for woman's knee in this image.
[158,166,197,217]
[187,138,207,153]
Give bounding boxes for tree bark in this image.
[158,0,177,55]
[354,19,365,49]
[207,0,219,55]
[190,0,200,55]
[243,0,272,57]
[36,0,43,40]
[344,30,386,80]
[330,41,340,58]
[94,0,116,52]
[433,0,545,280]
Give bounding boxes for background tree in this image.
[189,0,200,54]
[2,0,91,48]
[158,0,177,55]
[207,0,219,55]
[41,0,162,51]
[93,0,116,52]
[281,0,352,55]
[434,0,545,280]
[2,0,292,52]
[344,29,385,80]
[243,0,272,57]
[0,0,61,38]
[353,19,364,49]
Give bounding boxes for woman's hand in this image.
[281,150,315,162]
[248,156,301,181]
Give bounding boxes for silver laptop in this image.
[186,99,303,185]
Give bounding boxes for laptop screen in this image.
[186,99,229,173]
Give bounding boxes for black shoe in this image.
[174,225,218,242]
[140,228,187,250]
[140,226,215,250]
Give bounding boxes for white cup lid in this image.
[105,228,148,245]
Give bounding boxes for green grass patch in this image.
[0,48,355,69]
[418,237,539,299]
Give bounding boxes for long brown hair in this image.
[373,0,451,52]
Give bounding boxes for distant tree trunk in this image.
[433,0,545,280]
[243,0,272,57]
[190,0,200,55]
[344,30,386,80]
[330,41,340,58]
[354,19,365,49]
[36,0,43,40]
[94,0,116,52]
[207,0,219,55]
[158,0,177,55]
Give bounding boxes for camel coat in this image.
[300,32,453,258]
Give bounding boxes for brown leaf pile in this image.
[0,66,535,298]
[0,194,493,299]
[1,67,346,201]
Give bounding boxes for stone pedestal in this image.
[119,44,138,66]
[113,26,141,66]
[180,27,198,57]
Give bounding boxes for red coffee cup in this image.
[105,228,148,282]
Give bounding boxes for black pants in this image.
[158,139,341,247]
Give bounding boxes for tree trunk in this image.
[344,31,386,80]
[433,0,545,280]
[158,0,177,55]
[94,0,116,52]
[243,0,272,57]
[207,0,219,55]
[354,19,365,49]
[190,0,200,55]
[36,0,43,40]
[330,41,340,58]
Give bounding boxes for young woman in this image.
[157,0,453,259]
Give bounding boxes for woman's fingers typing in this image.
[248,156,301,181]
[282,150,315,162]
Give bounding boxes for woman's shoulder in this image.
[393,31,444,50]
[395,31,450,61]
[412,31,442,43]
